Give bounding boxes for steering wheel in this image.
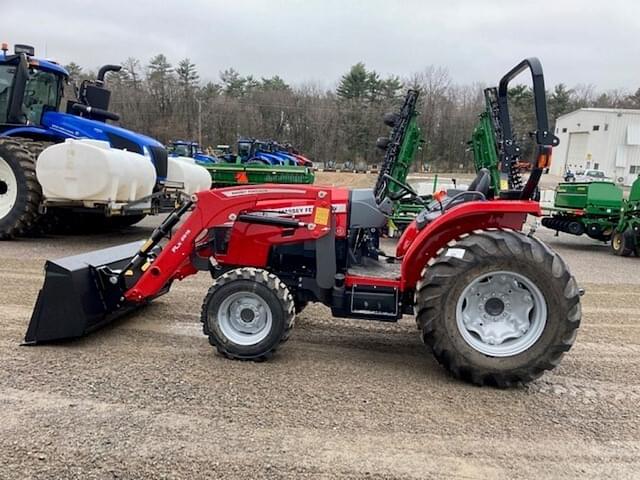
[382,174,423,201]
[23,90,38,107]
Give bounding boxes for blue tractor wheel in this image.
[0,137,47,239]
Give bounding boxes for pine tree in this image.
[175,58,200,138]
[147,54,174,114]
[176,58,199,89]
[548,84,573,122]
[260,75,290,92]
[336,63,369,100]
[63,62,83,79]
[380,76,403,100]
[220,68,246,97]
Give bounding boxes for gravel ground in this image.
[1,175,639,479]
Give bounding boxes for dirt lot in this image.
[1,173,639,479]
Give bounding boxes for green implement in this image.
[206,163,315,187]
[542,181,622,241]
[541,180,635,243]
[385,99,423,200]
[610,176,640,255]
[554,182,623,213]
[469,89,503,195]
[373,90,428,232]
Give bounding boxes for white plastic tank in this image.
[36,139,156,202]
[167,156,212,194]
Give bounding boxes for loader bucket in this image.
[24,241,147,344]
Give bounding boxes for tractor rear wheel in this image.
[416,230,581,387]
[201,268,295,361]
[0,138,45,239]
[610,228,635,256]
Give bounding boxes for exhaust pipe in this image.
[24,241,151,344]
[96,64,122,85]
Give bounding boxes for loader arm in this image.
[124,186,333,302]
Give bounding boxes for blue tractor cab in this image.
[0,45,169,179]
[168,140,218,165]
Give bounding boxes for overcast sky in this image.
[4,0,639,90]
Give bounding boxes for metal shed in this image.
[550,108,640,186]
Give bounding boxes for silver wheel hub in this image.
[217,292,273,346]
[0,155,18,219]
[456,271,547,357]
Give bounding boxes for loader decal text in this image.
[259,204,346,217]
[171,229,192,254]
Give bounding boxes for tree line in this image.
[64,56,640,171]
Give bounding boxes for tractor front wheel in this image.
[201,268,295,361]
[416,230,581,387]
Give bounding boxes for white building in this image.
[550,108,640,186]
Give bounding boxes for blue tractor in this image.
[0,43,209,238]
[236,137,299,166]
[168,140,218,165]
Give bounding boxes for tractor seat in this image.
[415,169,491,231]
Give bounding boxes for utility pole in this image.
[197,99,202,146]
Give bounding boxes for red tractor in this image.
[25,59,581,387]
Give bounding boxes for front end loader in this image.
[25,58,581,387]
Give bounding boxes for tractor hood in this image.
[41,111,164,153]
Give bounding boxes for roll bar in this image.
[496,57,559,200]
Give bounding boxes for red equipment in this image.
[120,187,540,302]
[292,153,313,167]
[24,58,582,387]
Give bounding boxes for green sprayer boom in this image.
[469,88,504,196]
[374,90,423,202]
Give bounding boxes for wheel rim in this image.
[217,291,273,346]
[0,155,18,219]
[612,233,622,251]
[456,271,547,357]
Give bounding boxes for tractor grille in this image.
[148,145,168,179]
